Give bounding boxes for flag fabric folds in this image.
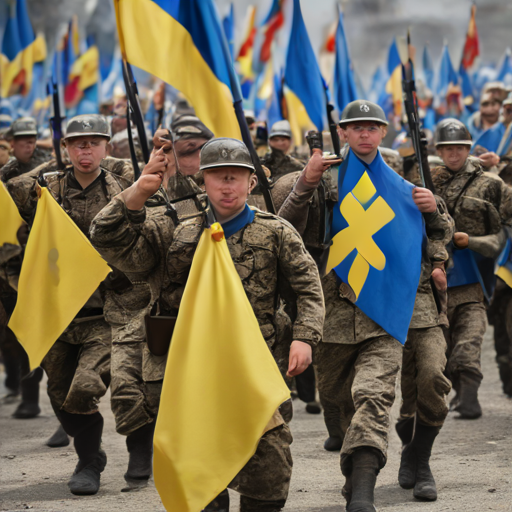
[236,6,257,99]
[326,150,424,344]
[461,4,479,70]
[422,45,434,91]
[385,39,402,117]
[114,0,241,139]
[222,3,235,62]
[8,188,111,371]
[333,9,358,113]
[435,44,459,100]
[1,0,46,97]
[153,225,290,512]
[284,0,326,143]
[0,183,24,247]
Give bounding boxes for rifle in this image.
[400,33,436,193]
[48,78,65,170]
[121,60,150,179]
[326,98,341,158]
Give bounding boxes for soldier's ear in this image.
[249,173,258,193]
[380,125,388,137]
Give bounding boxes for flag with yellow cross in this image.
[327,148,425,343]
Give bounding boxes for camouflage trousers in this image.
[445,295,487,386]
[399,327,451,427]
[41,319,111,415]
[316,336,402,472]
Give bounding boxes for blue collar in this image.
[221,204,255,239]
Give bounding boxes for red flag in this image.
[461,4,479,69]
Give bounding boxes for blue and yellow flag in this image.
[284,0,326,143]
[496,238,512,289]
[154,224,290,512]
[1,0,46,97]
[333,9,358,112]
[114,0,241,139]
[326,149,424,343]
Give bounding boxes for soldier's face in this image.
[66,136,108,174]
[174,137,209,175]
[480,98,501,124]
[437,145,471,172]
[0,142,10,166]
[11,136,36,163]
[341,122,387,156]
[203,166,253,221]
[269,136,291,153]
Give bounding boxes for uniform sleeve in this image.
[276,169,319,236]
[468,227,508,259]
[499,181,512,226]
[423,195,455,262]
[90,195,171,277]
[6,171,39,222]
[277,223,325,346]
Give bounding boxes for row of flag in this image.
[2,0,511,145]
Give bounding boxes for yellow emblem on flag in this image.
[154,225,290,512]
[326,171,395,298]
[0,182,24,246]
[8,188,111,370]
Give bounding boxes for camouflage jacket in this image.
[274,153,454,340]
[0,147,52,183]
[6,157,134,225]
[260,148,304,183]
[165,210,324,348]
[431,157,512,235]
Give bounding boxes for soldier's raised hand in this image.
[303,151,341,187]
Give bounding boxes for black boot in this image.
[46,424,70,448]
[202,489,229,511]
[324,436,343,451]
[454,373,482,419]
[341,474,352,506]
[496,355,512,395]
[395,416,415,446]
[412,423,440,501]
[123,422,155,491]
[59,410,105,496]
[12,367,43,419]
[305,401,322,414]
[398,441,416,489]
[346,448,380,512]
[68,450,107,495]
[239,496,286,511]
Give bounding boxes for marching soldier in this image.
[0,117,51,183]
[90,138,325,512]
[273,100,441,512]
[7,114,133,495]
[431,118,512,418]
[260,120,304,182]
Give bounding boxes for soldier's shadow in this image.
[375,483,419,506]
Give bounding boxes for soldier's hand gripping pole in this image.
[400,33,436,193]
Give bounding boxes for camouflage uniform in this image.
[431,158,512,391]
[7,159,133,416]
[260,148,304,183]
[90,197,325,504]
[273,155,404,472]
[0,146,52,183]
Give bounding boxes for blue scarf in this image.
[221,204,255,239]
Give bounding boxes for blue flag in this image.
[333,9,357,112]
[472,122,506,153]
[435,44,458,100]
[422,45,434,91]
[222,3,235,62]
[326,149,424,344]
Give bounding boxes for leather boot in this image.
[203,489,229,511]
[346,448,380,512]
[496,355,512,397]
[46,424,70,447]
[395,416,415,446]
[123,422,155,491]
[454,372,482,419]
[323,413,342,452]
[342,474,352,506]
[12,367,43,419]
[239,496,286,511]
[412,423,440,501]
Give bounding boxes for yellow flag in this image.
[0,182,24,246]
[154,224,290,512]
[8,188,111,370]
[497,265,512,289]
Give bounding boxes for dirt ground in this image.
[1,326,511,512]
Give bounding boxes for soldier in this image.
[0,117,51,183]
[467,92,502,142]
[273,100,440,512]
[90,138,325,512]
[104,119,212,492]
[432,118,512,419]
[7,114,133,495]
[260,120,304,182]
[0,133,10,169]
